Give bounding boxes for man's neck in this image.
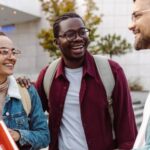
[0,76,7,85]
[63,58,84,69]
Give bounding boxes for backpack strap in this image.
[43,56,115,102]
[93,55,115,101]
[43,58,61,99]
[17,84,31,116]
[93,55,115,139]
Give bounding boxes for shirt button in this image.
[6,112,10,116]
[83,123,86,127]
[63,86,67,90]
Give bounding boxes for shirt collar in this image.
[55,51,96,79]
[55,58,66,78]
[82,51,95,78]
[7,75,21,100]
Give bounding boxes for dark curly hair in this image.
[0,32,6,36]
[53,12,85,38]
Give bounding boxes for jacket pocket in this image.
[15,115,29,129]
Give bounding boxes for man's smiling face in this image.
[129,0,150,50]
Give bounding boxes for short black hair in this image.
[0,32,6,36]
[53,12,85,38]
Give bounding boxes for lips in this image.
[71,45,84,54]
[133,29,140,34]
[72,45,84,49]
[3,63,15,69]
[132,29,140,39]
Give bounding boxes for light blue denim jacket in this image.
[2,76,50,150]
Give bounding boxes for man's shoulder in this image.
[107,59,126,81]
[108,59,123,71]
[41,66,49,75]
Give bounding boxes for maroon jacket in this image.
[35,52,137,150]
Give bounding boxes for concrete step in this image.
[136,116,143,128]
[131,91,149,104]
[133,104,144,110]
[134,109,143,117]
[132,100,142,105]
[132,100,144,129]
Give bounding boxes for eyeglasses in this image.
[0,47,21,57]
[58,27,90,41]
[132,9,150,22]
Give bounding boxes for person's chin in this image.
[134,38,143,50]
[6,71,13,76]
[134,38,150,50]
[135,44,143,51]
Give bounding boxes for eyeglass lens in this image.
[64,28,89,41]
[0,48,21,57]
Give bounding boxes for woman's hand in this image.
[8,128,21,142]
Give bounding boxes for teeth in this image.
[72,45,83,49]
[134,30,140,34]
[5,64,14,67]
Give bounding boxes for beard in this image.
[60,39,89,61]
[134,34,150,50]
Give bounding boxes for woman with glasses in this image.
[0,32,50,150]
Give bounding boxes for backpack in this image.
[43,55,115,138]
[17,84,31,116]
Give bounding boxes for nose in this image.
[7,52,17,60]
[75,33,83,41]
[128,20,135,31]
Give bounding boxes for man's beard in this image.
[135,35,150,50]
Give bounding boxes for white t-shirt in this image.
[133,93,150,149]
[58,67,88,150]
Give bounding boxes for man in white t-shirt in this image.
[35,12,136,150]
[129,0,150,149]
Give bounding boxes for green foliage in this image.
[97,34,132,58]
[38,0,76,57]
[83,0,102,52]
[40,0,76,24]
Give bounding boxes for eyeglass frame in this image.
[58,27,90,42]
[132,9,150,22]
[0,47,21,57]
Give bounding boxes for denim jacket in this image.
[2,76,50,150]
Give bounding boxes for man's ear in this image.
[54,38,60,50]
[54,38,59,45]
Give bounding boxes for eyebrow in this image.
[0,47,15,50]
[0,47,7,49]
[132,9,150,16]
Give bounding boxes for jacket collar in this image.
[7,75,21,100]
